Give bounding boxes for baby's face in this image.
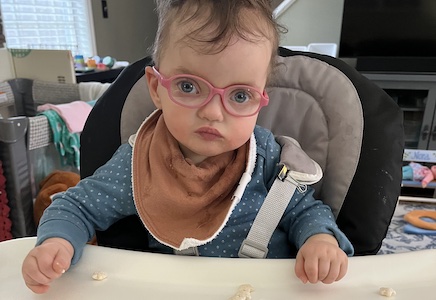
[147,31,272,165]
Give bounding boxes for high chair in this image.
[80,47,404,256]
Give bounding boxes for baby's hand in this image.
[295,233,348,284]
[22,238,74,294]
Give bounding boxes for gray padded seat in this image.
[81,49,403,255]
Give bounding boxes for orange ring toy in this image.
[404,210,436,230]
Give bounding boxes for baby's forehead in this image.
[167,23,272,56]
[167,5,272,46]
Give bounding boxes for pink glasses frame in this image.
[152,66,269,117]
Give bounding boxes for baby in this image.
[22,0,353,294]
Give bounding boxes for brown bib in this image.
[131,111,248,249]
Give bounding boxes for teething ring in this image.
[404,210,436,230]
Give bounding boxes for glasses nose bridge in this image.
[207,85,227,106]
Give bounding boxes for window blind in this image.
[0,0,95,57]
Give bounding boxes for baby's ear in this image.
[145,66,162,109]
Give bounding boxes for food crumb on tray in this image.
[229,284,254,300]
[91,271,108,281]
[379,287,396,297]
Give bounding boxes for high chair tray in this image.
[1,237,435,299]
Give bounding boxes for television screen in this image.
[339,0,436,73]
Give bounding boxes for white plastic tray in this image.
[1,237,435,299]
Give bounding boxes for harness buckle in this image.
[238,239,269,258]
[174,247,199,256]
[277,164,289,181]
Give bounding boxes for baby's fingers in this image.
[302,256,324,283]
[295,252,309,283]
[314,251,348,284]
[320,248,348,284]
[25,281,51,294]
[22,254,52,294]
[319,260,340,284]
[322,258,348,284]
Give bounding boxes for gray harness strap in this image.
[237,136,322,258]
[238,165,302,258]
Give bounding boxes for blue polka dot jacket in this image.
[37,126,354,264]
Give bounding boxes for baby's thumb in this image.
[52,249,72,275]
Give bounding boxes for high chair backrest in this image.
[81,48,404,255]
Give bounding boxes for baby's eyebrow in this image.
[173,66,195,75]
[172,66,213,82]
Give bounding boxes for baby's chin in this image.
[181,145,240,166]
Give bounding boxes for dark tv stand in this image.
[356,57,436,74]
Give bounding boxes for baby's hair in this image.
[151,0,285,74]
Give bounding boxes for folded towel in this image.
[87,99,98,107]
[38,109,80,168]
[404,217,436,235]
[402,165,413,180]
[37,101,92,133]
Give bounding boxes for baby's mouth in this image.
[195,127,223,140]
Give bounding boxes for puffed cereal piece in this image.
[379,287,396,297]
[92,271,108,281]
[229,284,254,300]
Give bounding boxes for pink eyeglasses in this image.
[152,66,269,117]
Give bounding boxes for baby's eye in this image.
[176,80,199,95]
[230,90,252,104]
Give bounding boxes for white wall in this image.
[91,0,158,63]
[276,0,344,48]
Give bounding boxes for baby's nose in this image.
[198,93,225,121]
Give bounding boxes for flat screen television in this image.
[339,0,436,74]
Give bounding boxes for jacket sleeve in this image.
[280,187,354,256]
[36,143,137,264]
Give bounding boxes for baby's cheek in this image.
[228,120,256,149]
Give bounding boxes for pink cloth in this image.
[409,162,430,181]
[37,101,92,133]
[0,160,12,242]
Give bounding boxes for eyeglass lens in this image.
[169,76,262,116]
